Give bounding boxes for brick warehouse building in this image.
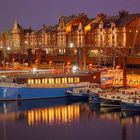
[0,11,140,68]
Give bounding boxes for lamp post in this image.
[1,46,11,70]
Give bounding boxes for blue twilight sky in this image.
[0,0,139,31]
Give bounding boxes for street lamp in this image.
[69,42,74,48]
[1,46,11,69]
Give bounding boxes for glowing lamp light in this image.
[32,68,37,73]
[49,61,52,64]
[69,43,74,48]
[72,65,79,73]
[7,47,11,51]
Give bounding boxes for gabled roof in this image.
[115,13,140,27]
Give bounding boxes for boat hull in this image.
[0,86,73,101]
[89,94,100,104]
[100,97,121,107]
[121,102,140,110]
[67,94,89,102]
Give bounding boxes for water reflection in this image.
[0,100,140,140]
[28,104,80,125]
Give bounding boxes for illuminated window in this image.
[31,79,34,84]
[28,79,31,84]
[38,79,41,84]
[58,78,61,84]
[52,78,54,84]
[71,78,73,83]
[77,77,80,83]
[45,79,48,84]
[129,80,133,84]
[55,78,58,84]
[62,78,65,83]
[35,79,38,84]
[134,81,138,85]
[65,78,67,83]
[74,77,77,83]
[42,79,45,84]
[49,78,52,84]
[68,77,71,83]
[93,76,96,79]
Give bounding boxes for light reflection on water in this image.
[0,99,140,140]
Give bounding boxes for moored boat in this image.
[89,93,100,104]
[100,94,122,107]
[66,89,89,102]
[121,98,140,111]
[0,70,101,101]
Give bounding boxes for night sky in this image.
[0,0,139,31]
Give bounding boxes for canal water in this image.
[0,99,140,140]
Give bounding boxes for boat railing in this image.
[0,82,27,88]
[27,83,70,88]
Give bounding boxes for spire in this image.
[13,20,18,29]
[12,20,20,33]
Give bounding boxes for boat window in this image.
[28,79,31,84]
[56,78,60,84]
[45,79,48,84]
[52,78,54,84]
[65,78,67,83]
[71,78,73,83]
[74,77,79,83]
[77,77,80,83]
[68,77,71,83]
[62,78,65,83]
[49,78,52,84]
[31,79,34,84]
[55,78,57,84]
[38,79,41,84]
[35,79,38,84]
[42,79,45,84]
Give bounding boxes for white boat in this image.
[100,94,122,107]
[121,97,140,110]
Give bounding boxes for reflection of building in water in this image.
[120,112,140,126]
[27,104,80,126]
[100,112,120,121]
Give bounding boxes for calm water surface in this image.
[0,99,140,140]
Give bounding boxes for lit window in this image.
[55,78,58,84]
[68,77,71,83]
[38,79,41,84]
[77,77,80,83]
[45,79,48,84]
[28,79,31,84]
[49,78,52,84]
[42,79,45,84]
[62,78,65,83]
[93,76,96,79]
[74,77,77,83]
[65,78,67,83]
[71,78,73,83]
[52,78,54,84]
[35,79,38,84]
[58,78,61,84]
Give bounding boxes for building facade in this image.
[0,11,140,66]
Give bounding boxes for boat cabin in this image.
[10,71,101,86]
